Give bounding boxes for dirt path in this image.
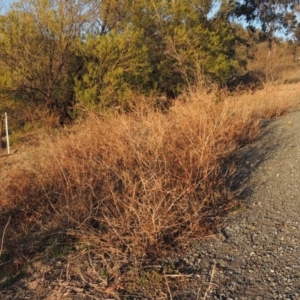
[176,109,300,299]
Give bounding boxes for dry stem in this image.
[0,215,11,259]
[203,262,217,300]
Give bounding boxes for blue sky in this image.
[1,0,15,12]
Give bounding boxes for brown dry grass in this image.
[248,41,300,85]
[0,83,299,298]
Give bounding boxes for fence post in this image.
[5,112,10,155]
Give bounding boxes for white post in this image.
[5,112,10,155]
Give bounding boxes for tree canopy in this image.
[0,0,299,121]
[234,0,299,48]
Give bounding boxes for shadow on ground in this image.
[231,118,285,201]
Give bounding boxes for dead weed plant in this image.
[0,84,299,296]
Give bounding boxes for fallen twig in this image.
[0,216,11,259]
[163,270,173,300]
[203,262,217,300]
[164,273,193,278]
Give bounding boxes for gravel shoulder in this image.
[179,109,300,299]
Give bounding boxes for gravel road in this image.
[172,110,300,299]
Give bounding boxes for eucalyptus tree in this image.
[234,0,298,49]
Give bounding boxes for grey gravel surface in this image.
[172,110,300,299]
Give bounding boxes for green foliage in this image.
[75,26,151,110]
[74,0,242,109]
[203,22,240,82]
[127,0,240,88]
[1,0,286,118]
[0,0,91,122]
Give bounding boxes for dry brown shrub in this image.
[0,83,299,295]
[248,41,300,85]
[1,93,253,249]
